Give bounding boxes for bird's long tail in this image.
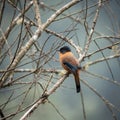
[73,71,81,93]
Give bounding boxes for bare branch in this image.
[20,75,67,120]
[84,54,120,66]
[33,0,42,27]
[82,0,102,60]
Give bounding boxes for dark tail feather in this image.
[73,71,81,93]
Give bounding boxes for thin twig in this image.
[80,90,86,120]
[82,0,102,61]
[84,54,120,66]
[48,100,66,120]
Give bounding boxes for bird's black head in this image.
[59,46,71,54]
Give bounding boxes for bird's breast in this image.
[59,52,79,72]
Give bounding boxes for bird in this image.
[59,46,81,93]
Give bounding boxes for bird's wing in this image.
[63,62,77,73]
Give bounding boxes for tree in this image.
[0,0,120,120]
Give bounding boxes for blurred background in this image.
[0,0,120,120]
